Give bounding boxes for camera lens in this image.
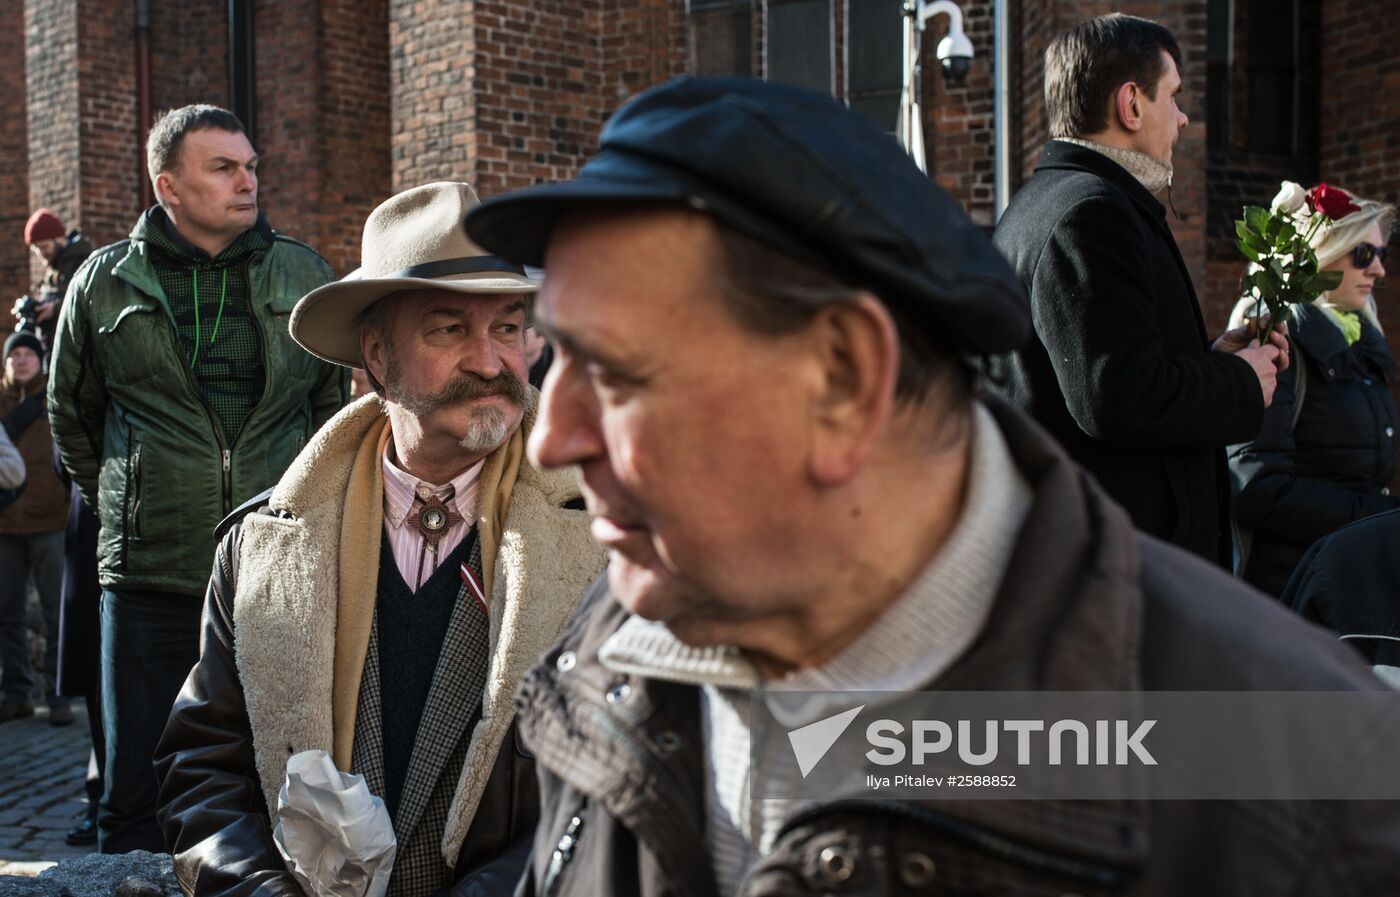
[941,55,971,86]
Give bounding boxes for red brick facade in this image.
[1,1,30,318]
[1319,0,1400,339]
[8,0,1398,344]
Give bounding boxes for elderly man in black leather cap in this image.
[465,76,1400,897]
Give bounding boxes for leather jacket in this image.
[47,209,344,595]
[515,398,1400,897]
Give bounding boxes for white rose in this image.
[1271,181,1307,214]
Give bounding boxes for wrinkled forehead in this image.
[535,207,721,318]
[376,287,531,326]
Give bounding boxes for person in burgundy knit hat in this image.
[19,208,92,351]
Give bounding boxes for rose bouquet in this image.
[1235,181,1356,343]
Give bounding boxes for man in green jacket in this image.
[48,103,345,853]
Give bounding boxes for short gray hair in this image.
[710,223,975,415]
[146,105,246,188]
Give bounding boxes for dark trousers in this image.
[0,531,65,704]
[98,587,203,854]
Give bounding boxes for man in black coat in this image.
[988,14,1286,565]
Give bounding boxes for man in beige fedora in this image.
[152,182,606,897]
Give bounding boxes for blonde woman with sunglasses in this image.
[1228,185,1397,597]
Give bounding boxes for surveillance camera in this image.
[936,30,973,86]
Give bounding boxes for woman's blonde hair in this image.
[1312,197,1395,271]
[1312,195,1394,332]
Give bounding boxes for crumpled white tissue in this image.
[272,749,397,897]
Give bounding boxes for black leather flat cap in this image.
[465,76,1029,354]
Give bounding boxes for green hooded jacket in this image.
[47,210,346,596]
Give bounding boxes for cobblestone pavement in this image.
[0,703,96,877]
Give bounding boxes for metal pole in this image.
[228,0,256,144]
[897,1,927,172]
[993,0,1010,219]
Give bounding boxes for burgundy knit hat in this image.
[24,209,65,245]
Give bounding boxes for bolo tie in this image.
[405,483,463,590]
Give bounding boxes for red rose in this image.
[1306,184,1361,220]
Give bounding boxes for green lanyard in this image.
[190,266,229,368]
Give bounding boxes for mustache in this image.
[417,368,530,414]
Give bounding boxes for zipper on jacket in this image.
[539,805,586,897]
[131,445,143,540]
[221,253,273,516]
[120,422,135,568]
[222,450,232,515]
[153,291,231,509]
[772,799,1126,889]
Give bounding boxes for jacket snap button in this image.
[818,846,854,884]
[898,852,936,887]
[606,682,632,705]
[1384,487,1392,496]
[556,651,577,672]
[1327,368,1336,377]
[654,730,682,752]
[1387,427,1395,438]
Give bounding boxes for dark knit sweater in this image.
[375,529,478,819]
[141,207,270,443]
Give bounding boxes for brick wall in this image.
[314,0,392,273]
[1318,0,1400,339]
[389,0,475,189]
[1319,0,1400,207]
[148,0,228,116]
[1,2,29,314]
[75,0,141,250]
[468,1,604,196]
[598,0,684,124]
[389,0,682,207]
[25,0,81,283]
[254,0,328,257]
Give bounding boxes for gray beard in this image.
[460,406,510,454]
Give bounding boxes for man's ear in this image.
[1115,81,1144,134]
[360,323,389,392]
[807,293,899,487]
[154,172,178,211]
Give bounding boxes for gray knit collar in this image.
[1059,138,1173,194]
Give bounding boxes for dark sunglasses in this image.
[1353,242,1389,269]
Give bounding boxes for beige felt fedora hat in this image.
[290,181,541,367]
